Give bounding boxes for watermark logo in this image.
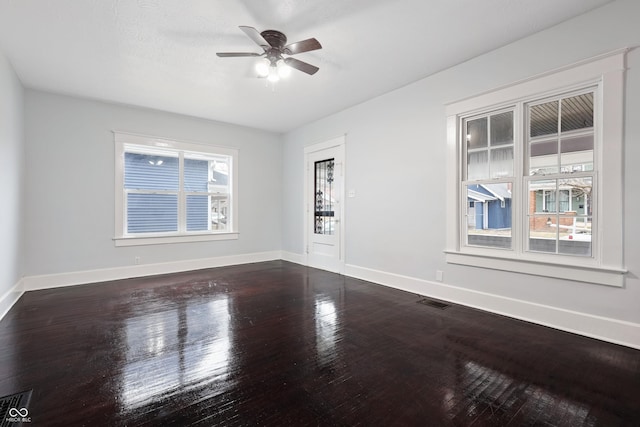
[9,408,28,417]
[6,407,31,423]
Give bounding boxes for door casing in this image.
[303,136,345,274]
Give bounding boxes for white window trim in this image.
[445,49,628,287]
[113,131,239,246]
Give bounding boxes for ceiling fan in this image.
[216,26,322,81]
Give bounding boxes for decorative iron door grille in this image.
[314,158,335,235]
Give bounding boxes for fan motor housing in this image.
[261,30,287,49]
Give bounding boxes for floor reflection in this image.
[315,297,339,366]
[446,359,591,424]
[120,296,232,411]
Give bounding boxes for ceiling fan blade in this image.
[216,52,262,57]
[284,38,322,55]
[239,26,270,49]
[284,57,319,75]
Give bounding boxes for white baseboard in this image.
[0,279,24,322]
[281,251,306,266]
[344,263,640,350]
[23,251,282,291]
[11,252,640,350]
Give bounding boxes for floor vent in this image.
[0,390,32,427]
[417,298,450,310]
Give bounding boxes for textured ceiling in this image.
[0,0,613,133]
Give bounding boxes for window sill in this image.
[444,250,626,288]
[114,232,239,247]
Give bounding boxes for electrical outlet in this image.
[436,270,443,282]
[135,256,141,265]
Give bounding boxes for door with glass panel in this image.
[305,140,344,273]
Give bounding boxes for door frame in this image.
[303,135,346,274]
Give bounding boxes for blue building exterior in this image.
[468,184,512,230]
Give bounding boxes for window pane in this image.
[184,157,231,193]
[185,156,231,232]
[528,178,557,252]
[184,158,209,192]
[124,153,179,190]
[127,193,178,233]
[558,215,592,256]
[210,195,229,231]
[467,151,489,181]
[186,194,229,232]
[560,177,593,215]
[466,117,488,149]
[210,159,230,190]
[528,220,556,253]
[490,147,513,178]
[314,159,335,235]
[560,134,593,173]
[561,93,593,132]
[186,195,208,231]
[490,111,513,146]
[529,179,556,212]
[529,140,558,175]
[528,177,592,256]
[466,183,512,249]
[530,100,558,137]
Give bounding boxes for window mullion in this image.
[557,99,562,174]
[554,180,560,254]
[123,187,128,237]
[487,118,492,179]
[459,117,467,250]
[208,163,213,232]
[178,152,185,233]
[513,102,524,256]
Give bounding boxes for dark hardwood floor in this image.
[0,260,638,426]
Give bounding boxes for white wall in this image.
[24,90,282,277]
[282,0,640,331]
[0,51,24,314]
[7,0,640,347]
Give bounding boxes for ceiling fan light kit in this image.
[217,26,322,83]
[255,58,270,77]
[276,60,292,78]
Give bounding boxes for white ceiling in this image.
[0,0,613,133]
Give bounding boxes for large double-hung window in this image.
[114,132,238,246]
[446,51,626,287]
